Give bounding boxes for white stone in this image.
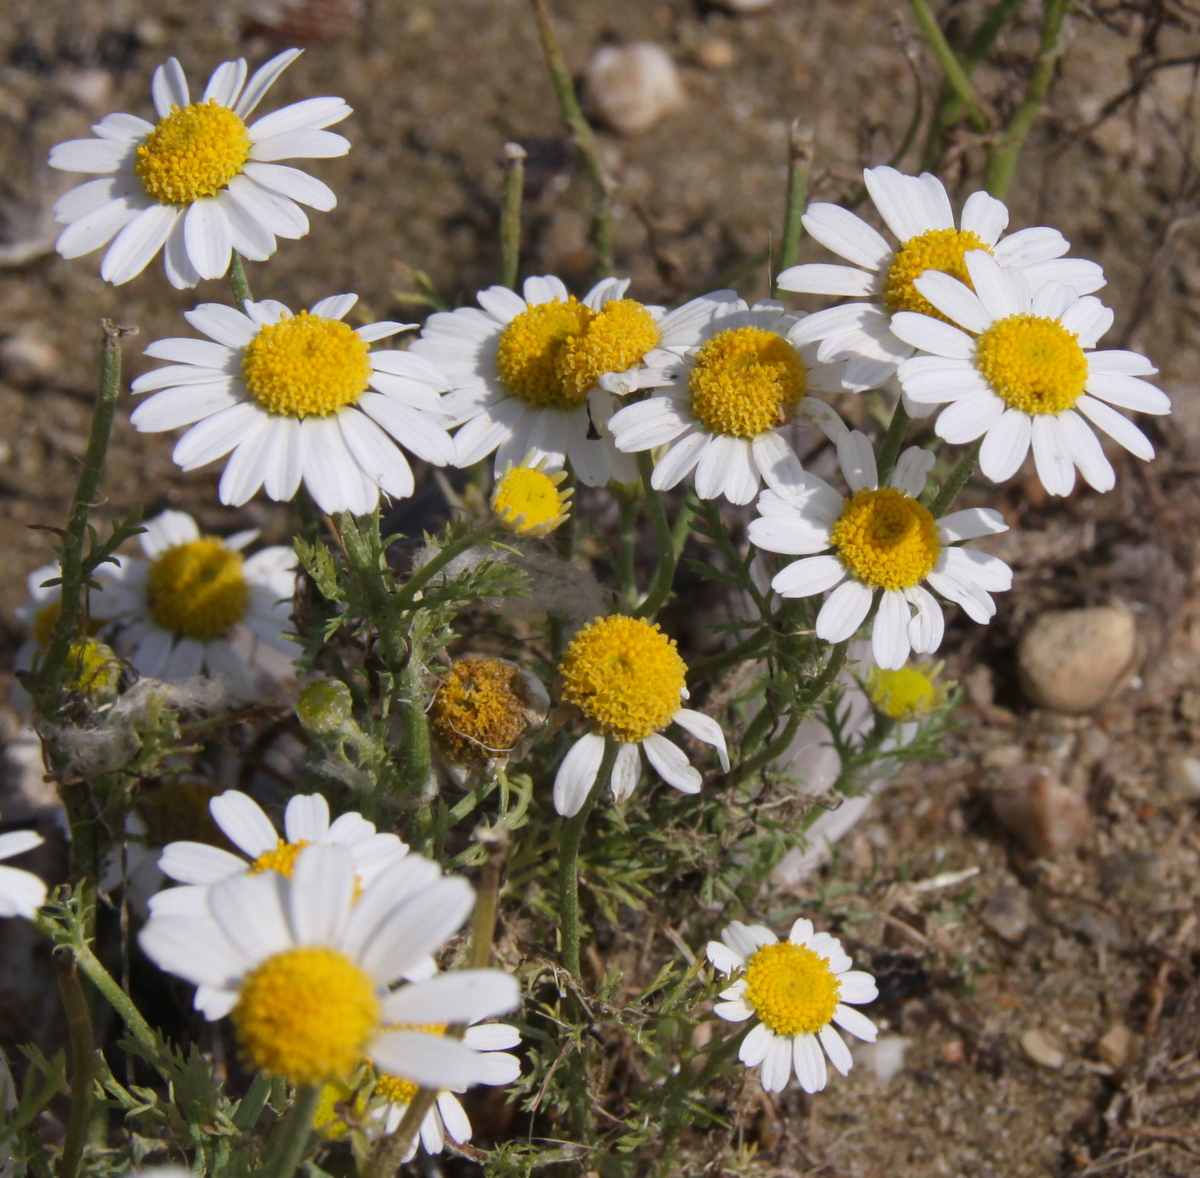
[583,43,684,136]
[1017,605,1138,714]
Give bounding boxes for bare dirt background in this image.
[1,0,1200,1174]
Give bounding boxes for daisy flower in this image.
[706,918,878,1093]
[0,830,48,918]
[369,1020,522,1159]
[552,614,728,817]
[138,842,520,1088]
[748,431,1012,669]
[49,49,350,288]
[129,295,454,514]
[776,166,1106,390]
[491,452,573,536]
[410,276,720,487]
[607,298,850,505]
[92,509,297,692]
[892,250,1168,496]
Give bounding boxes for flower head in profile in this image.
[92,510,296,694]
[428,657,549,770]
[49,50,350,288]
[552,615,728,817]
[0,831,48,918]
[706,918,877,1093]
[608,297,850,505]
[866,661,948,721]
[892,251,1168,496]
[748,432,1012,670]
[130,296,454,515]
[139,843,519,1088]
[491,453,573,536]
[777,165,1105,390]
[412,276,715,487]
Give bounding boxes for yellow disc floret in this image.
[375,1074,420,1106]
[250,838,310,877]
[559,615,686,743]
[64,638,121,703]
[831,487,941,591]
[491,457,572,535]
[974,313,1088,416]
[242,312,372,418]
[688,326,807,439]
[744,941,842,1037]
[867,664,942,719]
[135,100,251,206]
[883,228,990,320]
[146,538,250,642]
[495,297,659,409]
[429,657,532,766]
[232,946,380,1086]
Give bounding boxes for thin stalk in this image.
[397,652,433,802]
[258,1085,320,1178]
[69,939,158,1057]
[615,488,640,610]
[229,251,252,305]
[529,0,613,275]
[983,0,1068,199]
[393,521,500,612]
[367,1089,437,1178]
[907,0,988,131]
[634,452,683,620]
[732,641,849,786]
[500,142,526,290]
[55,954,94,1178]
[771,122,813,299]
[928,437,982,517]
[469,835,506,969]
[874,401,910,486]
[559,740,618,978]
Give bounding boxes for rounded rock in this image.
[583,43,684,137]
[1017,605,1138,714]
[991,764,1093,858]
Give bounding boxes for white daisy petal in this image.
[740,1023,774,1067]
[960,190,1009,245]
[158,842,247,885]
[751,431,805,497]
[794,1033,827,1093]
[284,794,330,843]
[249,129,350,161]
[816,579,874,642]
[1086,349,1157,377]
[608,741,642,803]
[49,137,134,174]
[235,49,303,118]
[991,225,1068,266]
[55,195,143,258]
[796,202,891,271]
[216,190,275,261]
[185,303,258,348]
[650,430,706,490]
[978,408,1032,482]
[872,589,912,670]
[183,198,233,280]
[906,584,944,654]
[788,918,814,946]
[889,312,975,359]
[910,272,992,333]
[1075,395,1155,460]
[819,1024,854,1076]
[938,507,1008,542]
[832,1004,877,1042]
[672,708,730,771]
[965,249,1029,320]
[553,732,607,817]
[1059,408,1115,492]
[381,971,519,1027]
[368,1032,482,1092]
[771,554,846,599]
[760,1033,793,1092]
[836,429,878,492]
[863,165,935,241]
[1030,413,1076,496]
[890,446,935,496]
[1059,296,1113,348]
[210,791,278,858]
[249,96,352,140]
[936,390,1006,444]
[775,264,875,296]
[101,204,179,285]
[241,161,336,211]
[706,941,744,975]
[1083,373,1170,415]
[642,734,702,794]
[836,971,879,1004]
[1024,257,1106,296]
[152,57,190,117]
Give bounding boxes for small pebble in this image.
[0,332,58,383]
[693,38,736,69]
[1097,1023,1139,1071]
[941,1038,965,1065]
[860,1035,910,1083]
[583,43,684,136]
[982,744,1025,771]
[991,765,1093,857]
[1162,753,1200,798]
[1021,1028,1066,1069]
[1017,605,1138,714]
[980,884,1031,942]
[58,69,112,110]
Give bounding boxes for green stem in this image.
[229,251,252,305]
[398,651,433,802]
[258,1085,319,1178]
[469,835,506,969]
[500,142,526,290]
[69,939,158,1057]
[368,1088,438,1178]
[615,487,640,611]
[634,452,685,620]
[732,641,849,786]
[559,740,617,979]
[529,0,613,275]
[875,401,910,487]
[394,521,501,612]
[928,437,982,517]
[983,0,1068,199]
[55,954,94,1178]
[772,121,813,299]
[907,0,989,131]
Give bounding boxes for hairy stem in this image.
[772,121,813,299]
[229,251,252,305]
[529,0,613,275]
[634,452,686,619]
[875,400,911,487]
[984,0,1068,199]
[907,0,988,131]
[500,142,527,290]
[368,1088,437,1178]
[393,521,501,612]
[615,487,640,610]
[559,740,618,978]
[69,940,158,1058]
[258,1085,319,1178]
[928,437,982,517]
[55,954,94,1178]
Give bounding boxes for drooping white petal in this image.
[888,312,975,360]
[1075,395,1155,460]
[815,579,874,642]
[642,734,702,794]
[872,589,912,670]
[553,732,606,817]
[978,408,1032,483]
[672,708,730,772]
[1030,413,1076,496]
[1059,408,1115,492]
[832,1004,877,1042]
[793,1033,828,1093]
[759,1033,793,1092]
[609,741,642,803]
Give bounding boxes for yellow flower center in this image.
[64,638,120,702]
[146,538,249,642]
[313,1080,357,1140]
[242,312,372,418]
[495,297,659,409]
[687,326,807,439]
[559,615,686,743]
[830,487,941,591]
[883,228,990,321]
[491,464,571,535]
[232,946,380,1086]
[744,941,842,1038]
[974,313,1088,416]
[249,838,310,877]
[429,657,531,766]
[135,99,251,206]
[867,665,939,719]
